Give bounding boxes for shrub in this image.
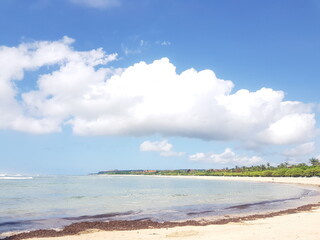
[261,170,273,177]
[284,168,304,177]
[272,168,288,177]
[314,167,320,176]
[304,168,316,177]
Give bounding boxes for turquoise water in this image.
[0,175,317,235]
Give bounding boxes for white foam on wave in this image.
[0,176,33,180]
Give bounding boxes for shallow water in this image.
[0,175,318,234]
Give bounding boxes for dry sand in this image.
[10,177,320,240]
[146,175,320,186]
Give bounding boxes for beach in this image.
[156,175,320,186]
[20,206,320,240]
[4,176,320,240]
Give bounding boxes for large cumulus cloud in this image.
[0,37,317,147]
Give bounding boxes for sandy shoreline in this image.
[130,175,320,186]
[3,176,320,240]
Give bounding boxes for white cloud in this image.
[161,41,171,46]
[121,39,147,55]
[122,46,142,55]
[0,36,117,134]
[189,148,263,166]
[140,140,185,157]
[140,40,146,47]
[156,41,171,46]
[140,140,172,152]
[259,114,316,145]
[283,142,315,157]
[69,0,120,9]
[0,37,317,148]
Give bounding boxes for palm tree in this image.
[309,158,320,166]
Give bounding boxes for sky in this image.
[0,0,320,175]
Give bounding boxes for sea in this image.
[0,174,319,237]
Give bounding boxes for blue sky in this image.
[0,0,319,175]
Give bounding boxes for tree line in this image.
[99,158,320,177]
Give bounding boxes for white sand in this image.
[147,175,320,186]
[23,177,320,240]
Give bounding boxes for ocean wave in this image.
[0,174,24,176]
[0,177,33,180]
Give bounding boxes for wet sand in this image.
[3,176,320,240]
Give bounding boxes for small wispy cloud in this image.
[122,38,169,56]
[68,0,120,9]
[140,40,146,47]
[155,40,171,46]
[140,140,185,157]
[122,46,142,55]
[189,148,263,166]
[121,39,148,56]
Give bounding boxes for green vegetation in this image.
[97,158,320,177]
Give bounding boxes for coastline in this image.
[119,174,320,186]
[3,176,320,240]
